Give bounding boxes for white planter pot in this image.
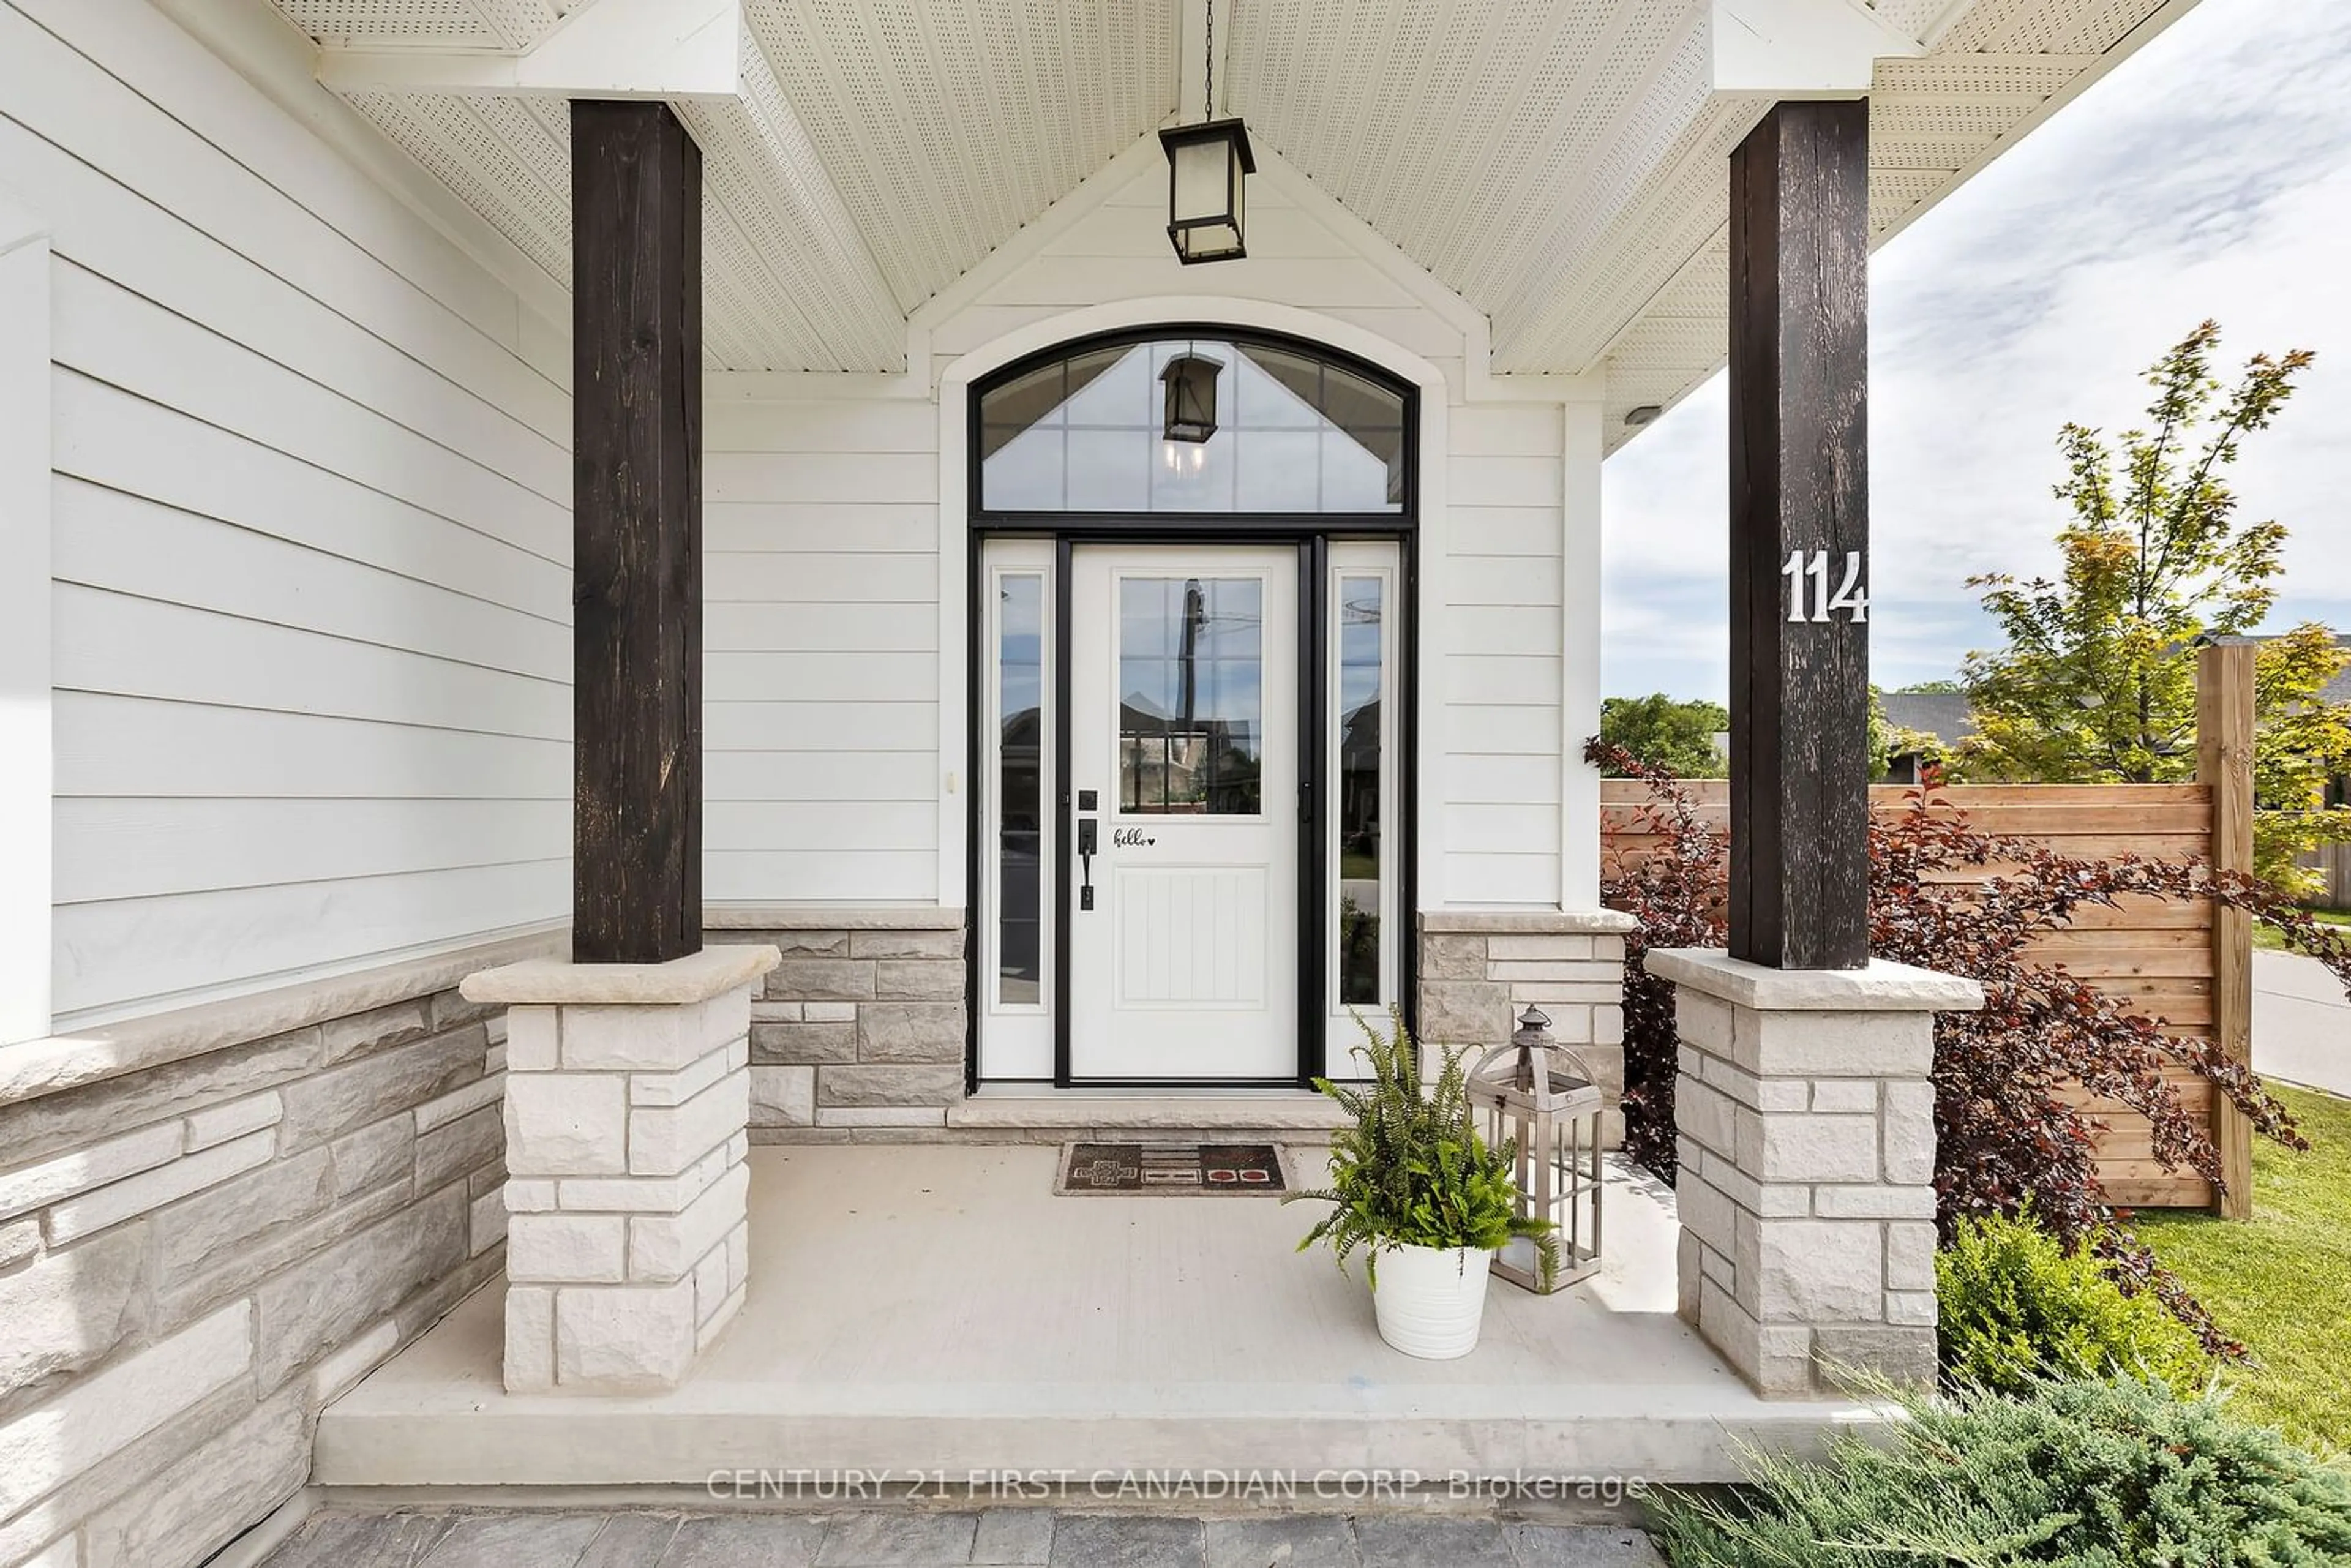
[1371,1243,1493,1360]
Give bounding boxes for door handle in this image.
[1077,816,1098,910]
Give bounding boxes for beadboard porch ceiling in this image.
[253,0,2191,445]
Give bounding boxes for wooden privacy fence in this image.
[2304,842,2351,913]
[1599,648,2259,1214]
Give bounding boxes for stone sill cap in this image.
[1643,948,1984,1013]
[462,945,782,1007]
[1418,909,1638,935]
[703,902,964,931]
[1,926,566,1109]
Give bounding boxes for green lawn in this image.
[2136,1082,2351,1453]
[2252,907,2351,951]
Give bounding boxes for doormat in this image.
[1053,1141,1291,1196]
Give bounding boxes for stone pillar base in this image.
[1645,948,1982,1399]
[462,944,781,1395]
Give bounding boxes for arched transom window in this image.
[976,334,1411,516]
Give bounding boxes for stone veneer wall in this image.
[0,932,552,1568]
[708,910,968,1141]
[719,908,1636,1142]
[1415,911,1636,1146]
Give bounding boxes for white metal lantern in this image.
[1468,1005,1605,1293]
[1159,119,1254,264]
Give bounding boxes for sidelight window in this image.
[995,569,1047,1009]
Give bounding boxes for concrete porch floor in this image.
[316,1144,1869,1488]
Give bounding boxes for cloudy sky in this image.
[1600,0,2351,702]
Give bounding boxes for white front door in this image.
[1068,545,1299,1080]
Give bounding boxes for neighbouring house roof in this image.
[1884,634,2351,763]
[2205,631,2351,705]
[238,0,2199,449]
[1880,691,1974,748]
[2322,635,2351,705]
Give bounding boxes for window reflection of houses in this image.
[1118,692,1260,814]
[999,702,1043,1002]
[1336,582,1384,1005]
[1117,577,1265,816]
[1337,694,1381,1003]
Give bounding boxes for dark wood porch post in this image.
[1727,99,1871,970]
[571,100,703,965]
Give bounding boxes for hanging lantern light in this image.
[1160,352,1221,444]
[1160,120,1253,263]
[1160,0,1253,263]
[1466,1005,1606,1293]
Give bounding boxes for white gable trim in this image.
[904,131,1594,408]
[905,135,1160,383]
[0,184,51,1045]
[932,295,1456,910]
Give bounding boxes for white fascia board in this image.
[1709,0,1922,97]
[319,0,744,101]
[0,187,52,1046]
[1487,369,1608,407]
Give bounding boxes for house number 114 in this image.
[1782,549,1869,623]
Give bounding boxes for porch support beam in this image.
[1727,98,1871,972]
[572,100,705,966]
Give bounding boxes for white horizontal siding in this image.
[1444,412,1570,908]
[702,652,939,702]
[707,451,939,506]
[54,695,568,800]
[52,479,568,681]
[702,400,942,907]
[53,372,568,621]
[10,0,571,1023]
[56,588,567,741]
[704,853,934,903]
[702,752,936,803]
[705,701,937,752]
[705,501,936,554]
[706,552,937,603]
[705,602,937,653]
[53,799,568,904]
[0,2,561,420]
[53,864,568,1014]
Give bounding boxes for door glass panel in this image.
[1336,576,1385,1005]
[999,575,1044,1004]
[1117,577,1263,816]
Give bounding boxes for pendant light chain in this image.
[1203,0,1214,122]
[1160,0,1249,264]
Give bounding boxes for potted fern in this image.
[1286,1009,1557,1359]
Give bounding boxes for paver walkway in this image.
[255,1507,1664,1567]
[2254,949,2351,1097]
